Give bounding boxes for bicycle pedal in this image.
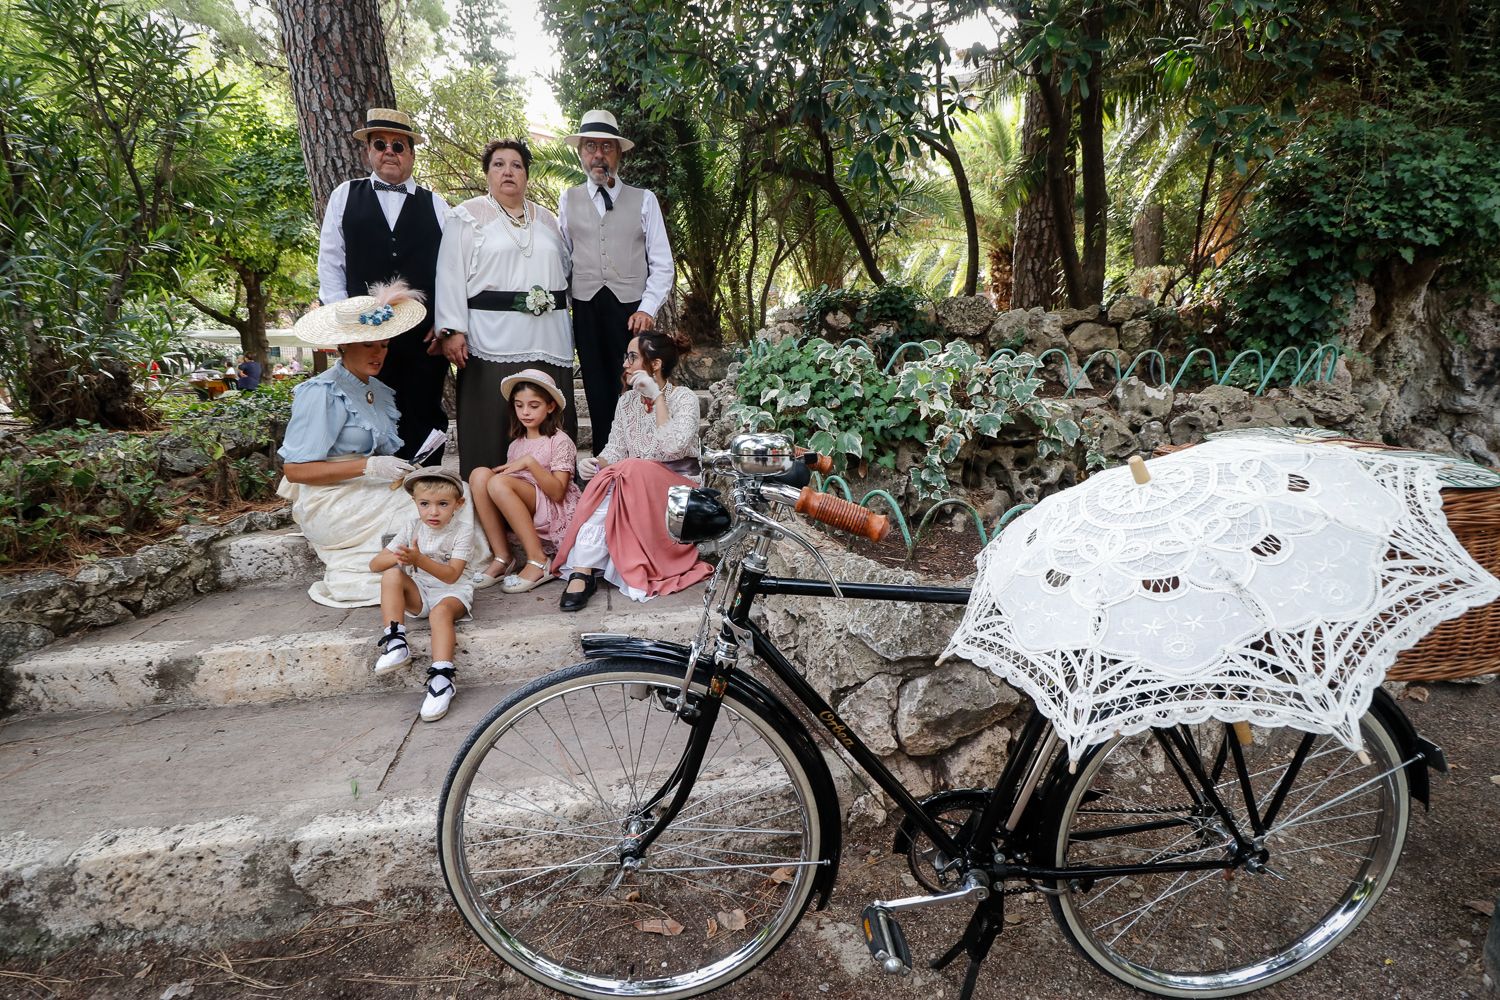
[861,904,912,975]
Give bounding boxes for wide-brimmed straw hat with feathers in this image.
[294,281,427,347]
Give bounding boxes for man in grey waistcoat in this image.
[557,110,674,457]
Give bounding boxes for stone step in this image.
[2,578,708,716]
[0,680,851,950]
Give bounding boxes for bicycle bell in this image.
[665,485,733,543]
[727,432,796,476]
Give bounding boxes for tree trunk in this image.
[1132,202,1164,268]
[1011,88,1069,309]
[274,0,395,219]
[241,269,271,367]
[1077,10,1108,304]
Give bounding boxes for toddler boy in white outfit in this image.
[369,468,474,721]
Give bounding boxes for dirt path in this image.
[5,680,1496,1000]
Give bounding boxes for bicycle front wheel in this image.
[1047,713,1410,997]
[438,660,823,999]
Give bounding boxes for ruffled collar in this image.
[321,362,403,454]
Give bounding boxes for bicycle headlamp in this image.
[665,485,733,543]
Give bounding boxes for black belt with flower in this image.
[468,290,568,311]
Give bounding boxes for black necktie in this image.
[373,180,410,195]
[596,185,613,211]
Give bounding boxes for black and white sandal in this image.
[420,665,456,722]
[373,621,410,674]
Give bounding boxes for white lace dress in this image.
[432,198,573,367]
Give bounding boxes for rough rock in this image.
[989,309,1067,356]
[895,662,1021,757]
[1107,295,1154,324]
[1055,305,1103,329]
[1119,317,1155,353]
[1113,376,1174,423]
[1068,321,1120,357]
[934,296,997,340]
[675,346,732,389]
[1082,411,1138,461]
[836,674,903,756]
[941,723,1012,789]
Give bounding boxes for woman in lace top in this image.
[549,332,711,610]
[433,139,577,475]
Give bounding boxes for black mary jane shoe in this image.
[559,571,598,612]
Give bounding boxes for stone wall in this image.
[0,509,292,690]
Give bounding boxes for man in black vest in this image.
[316,108,450,462]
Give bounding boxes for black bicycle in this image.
[438,433,1445,1000]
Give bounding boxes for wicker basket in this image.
[1388,487,1500,681]
[1149,441,1500,681]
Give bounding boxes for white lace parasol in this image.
[943,438,1500,760]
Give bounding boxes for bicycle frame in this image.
[616,562,1271,890]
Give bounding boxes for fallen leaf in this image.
[135,964,154,980]
[717,908,748,931]
[160,983,195,1000]
[1405,685,1430,703]
[624,889,641,903]
[706,917,720,939]
[1489,775,1500,786]
[634,917,684,936]
[767,867,795,884]
[1463,899,1495,917]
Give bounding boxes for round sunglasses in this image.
[370,138,409,155]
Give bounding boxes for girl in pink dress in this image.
[468,369,581,593]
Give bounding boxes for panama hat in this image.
[352,108,427,145]
[402,467,465,496]
[293,281,428,347]
[501,368,569,410]
[563,109,635,154]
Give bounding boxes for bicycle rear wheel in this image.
[1047,713,1409,997]
[438,660,822,999]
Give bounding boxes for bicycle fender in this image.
[580,634,844,908]
[1368,687,1445,809]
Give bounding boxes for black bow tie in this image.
[596,185,613,211]
[373,180,410,195]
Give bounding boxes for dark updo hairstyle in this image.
[507,380,564,440]
[481,138,532,175]
[635,331,686,381]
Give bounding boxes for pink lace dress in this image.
[505,432,582,554]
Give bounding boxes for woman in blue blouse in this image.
[280,285,473,607]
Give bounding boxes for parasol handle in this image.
[793,447,834,474]
[1128,455,1151,484]
[1232,721,1254,746]
[794,487,890,542]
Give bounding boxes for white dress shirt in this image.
[557,178,674,318]
[316,173,449,304]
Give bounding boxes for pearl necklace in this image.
[486,194,534,258]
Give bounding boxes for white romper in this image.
[387,512,476,619]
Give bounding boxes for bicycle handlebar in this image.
[760,483,891,542]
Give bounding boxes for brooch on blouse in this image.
[366,390,375,404]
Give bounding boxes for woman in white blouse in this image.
[433,139,577,476]
[549,332,711,611]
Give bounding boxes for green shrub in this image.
[0,385,293,566]
[796,283,937,366]
[732,336,1081,500]
[1219,100,1500,353]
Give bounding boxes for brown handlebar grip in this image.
[795,487,891,542]
[792,447,834,474]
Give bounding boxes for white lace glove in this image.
[577,455,600,480]
[364,455,416,482]
[629,370,661,400]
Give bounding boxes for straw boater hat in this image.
[402,467,465,496]
[563,109,635,154]
[500,368,568,410]
[293,281,428,347]
[352,108,426,145]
